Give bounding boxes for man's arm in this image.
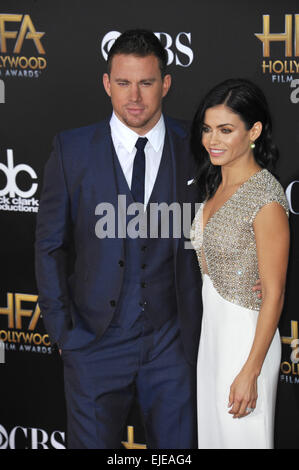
[35,134,73,348]
[252,279,262,298]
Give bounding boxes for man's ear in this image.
[162,73,172,98]
[103,73,111,97]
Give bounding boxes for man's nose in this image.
[130,84,141,102]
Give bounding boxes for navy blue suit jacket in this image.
[35,116,202,364]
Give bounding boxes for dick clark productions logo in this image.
[0,149,39,213]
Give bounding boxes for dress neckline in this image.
[202,168,265,234]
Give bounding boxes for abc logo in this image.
[0,149,38,198]
[101,31,193,67]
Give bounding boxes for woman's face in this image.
[201,104,260,168]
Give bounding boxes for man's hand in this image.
[252,279,262,299]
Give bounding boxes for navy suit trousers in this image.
[62,315,197,449]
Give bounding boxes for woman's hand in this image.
[228,369,258,419]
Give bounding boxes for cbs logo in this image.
[0,149,38,198]
[0,424,65,449]
[101,31,193,67]
[285,180,299,214]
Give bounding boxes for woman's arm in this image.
[228,201,290,418]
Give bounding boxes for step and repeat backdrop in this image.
[0,0,298,449]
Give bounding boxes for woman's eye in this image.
[202,126,210,133]
[221,128,232,134]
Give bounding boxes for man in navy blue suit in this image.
[35,29,202,449]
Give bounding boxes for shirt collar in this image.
[110,112,165,154]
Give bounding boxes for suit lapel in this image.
[86,119,128,245]
[89,119,119,209]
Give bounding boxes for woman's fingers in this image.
[235,399,251,418]
[229,399,256,418]
[251,398,257,410]
[228,377,258,418]
[228,396,241,416]
[228,389,234,409]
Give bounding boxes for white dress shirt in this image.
[110,112,166,206]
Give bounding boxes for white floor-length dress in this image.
[190,169,288,449]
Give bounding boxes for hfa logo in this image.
[0,149,39,213]
[0,293,52,355]
[0,14,46,78]
[255,14,299,83]
[280,321,299,384]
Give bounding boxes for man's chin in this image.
[122,116,150,131]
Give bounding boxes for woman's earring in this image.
[250,142,255,149]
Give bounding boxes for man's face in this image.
[103,53,171,135]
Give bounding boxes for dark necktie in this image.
[131,137,148,204]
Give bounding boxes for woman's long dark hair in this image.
[191,78,279,200]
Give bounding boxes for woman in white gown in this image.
[190,79,289,449]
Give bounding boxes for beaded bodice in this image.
[190,169,289,311]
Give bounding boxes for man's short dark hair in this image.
[107,29,167,77]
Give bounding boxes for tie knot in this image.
[135,137,148,151]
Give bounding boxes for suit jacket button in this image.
[141,264,146,269]
[110,300,116,307]
[141,245,147,251]
[141,282,146,288]
[118,260,124,267]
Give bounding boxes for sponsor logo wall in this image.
[0,0,298,449]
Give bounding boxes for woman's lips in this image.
[209,148,226,157]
